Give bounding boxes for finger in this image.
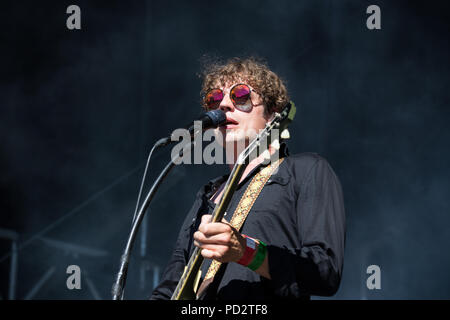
[193,239,203,248]
[200,248,217,259]
[199,222,231,236]
[201,214,212,224]
[193,231,203,242]
[200,247,228,260]
[198,243,228,252]
[194,231,232,245]
[194,237,228,252]
[198,215,215,234]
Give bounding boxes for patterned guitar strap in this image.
[196,157,284,299]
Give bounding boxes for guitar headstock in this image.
[237,101,297,163]
[241,101,296,162]
[272,100,297,140]
[264,101,297,153]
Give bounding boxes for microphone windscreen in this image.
[204,110,226,127]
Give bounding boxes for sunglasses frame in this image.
[204,83,261,112]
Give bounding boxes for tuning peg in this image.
[281,129,290,140]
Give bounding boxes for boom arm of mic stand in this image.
[112,139,192,300]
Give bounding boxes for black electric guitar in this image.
[171,101,297,300]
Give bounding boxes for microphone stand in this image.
[111,138,194,300]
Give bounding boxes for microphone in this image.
[186,109,226,135]
[156,109,226,147]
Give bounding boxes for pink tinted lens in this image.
[231,84,251,106]
[205,89,224,109]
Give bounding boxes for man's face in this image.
[212,80,272,149]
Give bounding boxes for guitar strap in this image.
[196,157,285,299]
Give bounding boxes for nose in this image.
[219,91,235,113]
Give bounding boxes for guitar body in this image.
[174,252,203,300]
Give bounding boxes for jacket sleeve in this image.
[265,156,346,298]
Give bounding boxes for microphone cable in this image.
[131,137,169,225]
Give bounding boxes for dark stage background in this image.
[1,0,449,300]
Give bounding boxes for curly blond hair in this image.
[199,57,289,116]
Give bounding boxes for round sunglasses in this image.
[204,84,259,112]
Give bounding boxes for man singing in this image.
[151,57,346,300]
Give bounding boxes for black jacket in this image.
[151,152,346,300]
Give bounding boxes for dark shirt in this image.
[150,151,346,300]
